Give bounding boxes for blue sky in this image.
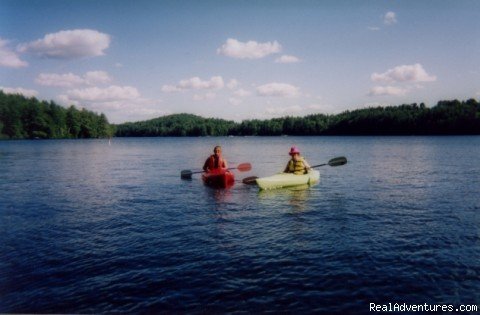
[1,0,479,123]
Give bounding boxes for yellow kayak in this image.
[255,170,320,190]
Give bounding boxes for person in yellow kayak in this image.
[284,146,311,175]
[203,145,228,171]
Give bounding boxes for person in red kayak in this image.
[284,146,311,175]
[203,145,228,171]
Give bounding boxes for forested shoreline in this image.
[0,92,114,139]
[1,91,479,139]
[116,99,480,136]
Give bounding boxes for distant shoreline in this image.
[115,99,480,137]
[3,134,480,142]
[1,92,479,139]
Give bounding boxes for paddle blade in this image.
[180,170,193,179]
[242,176,258,185]
[236,163,252,172]
[328,156,347,167]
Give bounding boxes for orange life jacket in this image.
[204,155,226,170]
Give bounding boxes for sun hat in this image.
[289,146,300,155]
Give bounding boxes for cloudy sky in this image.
[1,0,479,123]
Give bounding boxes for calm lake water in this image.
[1,136,479,313]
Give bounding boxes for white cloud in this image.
[275,55,300,63]
[234,89,251,97]
[162,76,224,92]
[56,85,169,124]
[65,85,139,102]
[227,79,239,89]
[371,64,437,83]
[0,38,28,68]
[36,71,112,87]
[84,71,112,85]
[306,104,324,111]
[217,38,281,59]
[368,86,408,96]
[306,103,346,114]
[229,97,242,106]
[56,94,80,106]
[180,76,223,89]
[384,11,397,25]
[265,105,303,115]
[161,85,181,93]
[36,73,85,87]
[256,82,300,97]
[18,29,110,59]
[1,86,38,97]
[368,26,380,31]
[193,92,216,101]
[57,95,167,124]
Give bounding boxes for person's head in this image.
[289,146,301,160]
[213,145,222,157]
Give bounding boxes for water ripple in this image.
[1,137,479,313]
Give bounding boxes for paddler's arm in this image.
[203,157,210,171]
[303,159,311,172]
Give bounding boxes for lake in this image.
[0,136,479,313]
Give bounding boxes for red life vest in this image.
[204,155,226,170]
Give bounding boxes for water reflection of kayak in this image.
[256,170,320,190]
[202,169,235,188]
[258,183,313,196]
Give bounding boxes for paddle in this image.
[242,156,347,185]
[310,156,347,168]
[181,162,251,179]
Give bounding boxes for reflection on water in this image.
[207,186,234,204]
[258,182,318,212]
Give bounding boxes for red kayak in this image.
[202,168,235,188]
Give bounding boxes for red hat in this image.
[289,146,300,155]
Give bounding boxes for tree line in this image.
[115,99,480,136]
[0,92,115,139]
[1,91,479,139]
[115,113,237,137]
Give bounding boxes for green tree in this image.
[0,92,114,139]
